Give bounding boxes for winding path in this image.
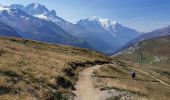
[73,63,170,100]
[131,67,170,87]
[73,65,108,100]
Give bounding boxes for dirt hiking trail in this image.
[73,65,108,100]
[73,63,170,100]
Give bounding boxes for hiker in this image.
[131,70,136,80]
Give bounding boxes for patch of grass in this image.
[106,96,121,100]
[0,86,11,95]
[93,62,170,100]
[56,75,75,90]
[0,70,20,78]
[0,49,6,56]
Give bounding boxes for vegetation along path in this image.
[73,65,109,100]
[132,67,170,87]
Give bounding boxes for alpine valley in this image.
[0,3,150,55]
[1,2,170,100]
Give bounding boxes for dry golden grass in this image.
[93,62,170,100]
[0,37,110,100]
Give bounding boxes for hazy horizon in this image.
[0,0,170,32]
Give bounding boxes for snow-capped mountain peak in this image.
[88,16,99,21]
[26,3,64,22]
[99,18,117,30]
[0,5,10,11]
[88,16,117,25]
[24,3,49,15]
[78,16,118,31]
[0,5,17,16]
[10,3,64,23]
[32,3,39,9]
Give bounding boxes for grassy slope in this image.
[116,35,170,64]
[116,36,170,82]
[96,35,170,100]
[0,37,110,100]
[93,63,170,100]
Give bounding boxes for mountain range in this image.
[0,3,169,55]
[0,4,91,49]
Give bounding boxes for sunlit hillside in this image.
[0,37,110,100]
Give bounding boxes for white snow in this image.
[88,16,117,31]
[0,5,10,11]
[99,18,110,29]
[99,18,117,30]
[34,3,39,9]
[84,16,119,37]
[34,14,61,23]
[88,16,99,21]
[49,16,61,22]
[0,5,11,15]
[34,14,48,20]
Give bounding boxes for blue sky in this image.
[0,0,170,32]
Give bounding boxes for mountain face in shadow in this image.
[0,21,21,38]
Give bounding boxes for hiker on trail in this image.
[131,70,136,80]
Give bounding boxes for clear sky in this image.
[0,0,170,32]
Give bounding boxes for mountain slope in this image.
[0,21,21,37]
[0,37,110,99]
[116,25,170,54]
[116,35,170,64]
[141,25,170,41]
[114,36,170,100]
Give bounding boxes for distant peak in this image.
[87,16,117,23]
[86,16,118,26]
[24,3,49,15]
[88,16,105,20]
[33,3,39,9]
[111,21,118,25]
[91,16,98,18]
[0,4,8,8]
[27,3,46,9]
[87,16,109,22]
[32,3,39,5]
[0,5,10,11]
[50,10,56,16]
[10,4,24,10]
[77,16,120,31]
[88,16,99,20]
